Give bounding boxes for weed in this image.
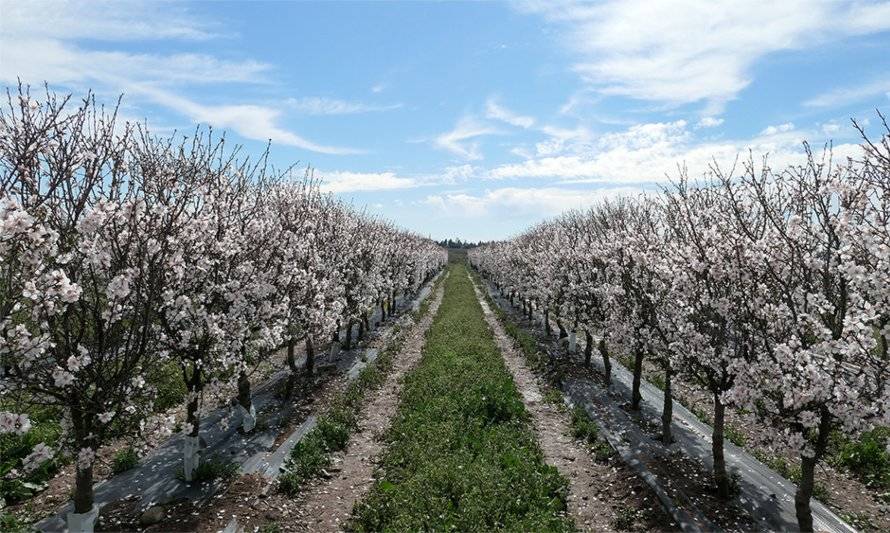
[752,451,830,502]
[542,387,565,409]
[111,447,139,474]
[258,522,282,533]
[611,506,638,530]
[570,407,599,444]
[592,440,615,462]
[840,511,876,531]
[350,264,573,532]
[178,456,239,484]
[0,404,63,503]
[278,292,414,497]
[0,511,29,533]
[725,423,747,448]
[830,427,890,491]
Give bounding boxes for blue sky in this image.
[2,0,890,241]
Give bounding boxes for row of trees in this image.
[0,87,445,528]
[469,117,890,532]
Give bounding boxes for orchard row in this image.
[0,88,446,520]
[469,117,890,532]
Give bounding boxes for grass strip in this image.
[279,274,443,496]
[350,264,573,532]
[469,269,617,465]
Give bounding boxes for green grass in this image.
[258,523,282,533]
[0,404,63,504]
[568,406,615,462]
[570,407,599,444]
[278,359,381,496]
[751,451,830,501]
[839,510,877,531]
[471,268,615,467]
[467,268,547,371]
[0,510,29,533]
[280,276,442,496]
[178,456,239,483]
[829,427,890,495]
[611,506,639,531]
[412,271,447,320]
[111,446,140,474]
[147,360,188,412]
[542,387,567,410]
[725,423,747,448]
[350,264,573,532]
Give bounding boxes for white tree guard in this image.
[237,403,257,433]
[66,504,99,533]
[182,435,201,482]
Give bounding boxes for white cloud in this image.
[0,39,270,87]
[434,116,501,160]
[821,121,842,135]
[485,97,535,128]
[535,125,593,156]
[439,164,480,184]
[423,186,643,218]
[319,171,416,193]
[129,84,363,155]
[488,118,861,184]
[519,0,890,109]
[804,78,890,108]
[0,0,358,155]
[759,122,795,136]
[286,96,402,115]
[696,117,724,128]
[1,0,219,42]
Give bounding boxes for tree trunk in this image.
[70,407,95,516]
[713,391,730,499]
[357,316,365,340]
[182,364,204,481]
[237,370,252,411]
[527,301,533,321]
[344,319,353,350]
[186,368,202,437]
[795,408,831,532]
[73,463,94,514]
[305,336,315,376]
[584,330,593,366]
[332,320,340,343]
[363,312,370,333]
[598,337,612,387]
[284,340,298,399]
[661,362,673,445]
[631,344,644,410]
[237,368,255,433]
[380,299,386,321]
[557,319,568,339]
[545,309,552,336]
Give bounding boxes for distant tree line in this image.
[436,238,490,249]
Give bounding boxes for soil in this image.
[471,277,677,532]
[287,282,445,532]
[8,349,296,526]
[635,355,890,531]
[485,277,875,531]
[183,281,446,533]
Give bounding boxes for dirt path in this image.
[469,276,642,532]
[289,279,446,532]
